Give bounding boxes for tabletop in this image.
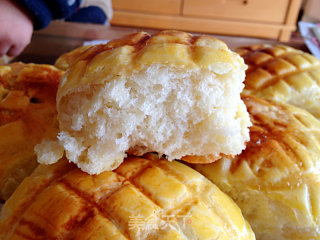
[13,21,309,65]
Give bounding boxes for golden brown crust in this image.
[0,156,255,240]
[54,45,92,71]
[237,95,320,178]
[0,62,63,201]
[182,154,230,164]
[55,30,233,79]
[54,32,153,71]
[194,94,320,239]
[57,30,235,101]
[236,44,320,118]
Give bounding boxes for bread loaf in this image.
[237,44,320,119]
[0,62,63,200]
[0,155,255,240]
[36,30,251,174]
[194,95,320,240]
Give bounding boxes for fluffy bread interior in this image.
[36,61,250,174]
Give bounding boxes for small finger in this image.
[7,44,25,57]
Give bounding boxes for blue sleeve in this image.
[65,6,107,24]
[15,0,81,30]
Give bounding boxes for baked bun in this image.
[194,95,320,240]
[237,44,320,118]
[0,62,63,201]
[35,30,251,174]
[36,31,250,174]
[0,155,255,240]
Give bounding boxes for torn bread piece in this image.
[36,30,251,174]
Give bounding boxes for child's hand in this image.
[0,0,33,57]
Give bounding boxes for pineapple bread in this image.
[194,95,320,240]
[0,155,255,240]
[237,44,320,119]
[0,62,63,201]
[36,30,251,174]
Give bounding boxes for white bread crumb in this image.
[36,32,251,174]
